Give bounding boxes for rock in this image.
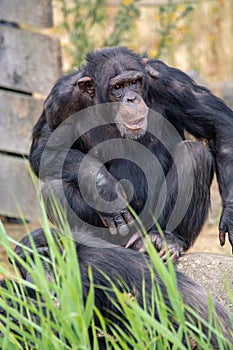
[176,253,233,310]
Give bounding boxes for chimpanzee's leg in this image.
[160,140,213,243]
[129,140,214,261]
[41,179,103,230]
[41,180,128,245]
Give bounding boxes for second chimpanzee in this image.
[30,47,233,260]
[1,227,231,349]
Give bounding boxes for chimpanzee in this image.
[1,227,231,349]
[29,46,233,261]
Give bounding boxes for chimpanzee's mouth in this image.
[124,118,145,130]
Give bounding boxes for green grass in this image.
[0,205,232,349]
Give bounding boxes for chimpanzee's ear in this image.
[78,76,95,98]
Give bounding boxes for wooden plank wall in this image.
[0,0,53,28]
[0,0,62,220]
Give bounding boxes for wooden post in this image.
[0,0,62,220]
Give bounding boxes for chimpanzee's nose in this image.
[127,92,136,102]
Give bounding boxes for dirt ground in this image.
[0,178,232,275]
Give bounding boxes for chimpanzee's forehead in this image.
[109,71,143,86]
[92,56,145,88]
[85,48,145,79]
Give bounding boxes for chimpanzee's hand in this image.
[219,206,233,253]
[143,58,160,80]
[99,209,134,236]
[125,230,185,262]
[95,168,134,236]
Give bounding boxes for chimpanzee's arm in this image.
[29,112,87,182]
[146,59,233,251]
[29,73,133,235]
[29,69,94,179]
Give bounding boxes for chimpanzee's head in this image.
[78,47,149,139]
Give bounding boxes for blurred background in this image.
[0,0,233,273]
[52,0,233,90]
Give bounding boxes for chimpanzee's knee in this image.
[41,180,102,230]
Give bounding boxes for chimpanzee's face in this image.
[78,56,149,140]
[109,72,144,102]
[108,71,148,139]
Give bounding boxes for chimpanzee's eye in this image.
[111,83,124,98]
[130,79,142,88]
[114,84,122,90]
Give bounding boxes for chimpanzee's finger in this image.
[118,225,129,236]
[108,226,117,235]
[114,214,129,236]
[159,247,179,263]
[124,233,141,248]
[104,218,117,235]
[228,230,233,253]
[101,217,109,227]
[158,248,167,262]
[99,214,117,234]
[169,249,180,263]
[144,64,159,79]
[219,229,226,246]
[138,245,146,253]
[123,210,134,226]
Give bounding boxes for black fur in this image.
[2,228,232,349]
